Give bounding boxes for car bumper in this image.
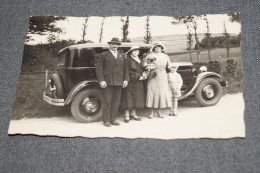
[43,92,65,106]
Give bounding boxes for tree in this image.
[223,21,231,58]
[81,18,89,42]
[121,16,130,42]
[27,16,66,42]
[76,40,94,44]
[172,15,202,62]
[228,12,240,23]
[99,17,105,43]
[204,15,211,60]
[228,12,241,46]
[186,23,193,62]
[144,16,152,44]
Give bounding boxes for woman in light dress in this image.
[144,42,172,118]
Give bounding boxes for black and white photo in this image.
[8,13,245,139]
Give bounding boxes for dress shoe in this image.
[148,114,153,119]
[111,121,120,126]
[103,122,112,127]
[124,116,130,123]
[130,115,142,121]
[158,113,164,118]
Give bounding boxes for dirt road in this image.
[8,93,245,139]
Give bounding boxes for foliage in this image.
[225,58,238,77]
[22,39,76,72]
[99,17,105,43]
[228,12,240,23]
[27,16,66,42]
[223,21,231,58]
[173,15,203,62]
[81,18,89,41]
[204,15,211,60]
[144,16,152,44]
[121,16,130,42]
[186,24,193,62]
[76,40,94,44]
[196,35,241,50]
[193,60,222,74]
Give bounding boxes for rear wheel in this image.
[195,78,223,107]
[71,89,104,123]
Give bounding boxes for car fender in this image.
[64,80,100,105]
[179,72,221,100]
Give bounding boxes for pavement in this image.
[8,93,245,140]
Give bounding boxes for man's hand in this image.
[99,81,107,88]
[122,81,128,88]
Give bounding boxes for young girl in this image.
[168,63,183,116]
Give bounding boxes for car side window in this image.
[57,51,67,67]
[72,48,95,67]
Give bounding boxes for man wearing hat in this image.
[96,37,129,127]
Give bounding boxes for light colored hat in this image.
[126,45,140,54]
[150,42,166,52]
[168,63,179,69]
[107,37,121,45]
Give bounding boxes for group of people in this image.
[96,37,183,127]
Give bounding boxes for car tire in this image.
[51,73,65,99]
[195,78,223,107]
[71,89,104,123]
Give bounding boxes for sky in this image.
[28,14,241,44]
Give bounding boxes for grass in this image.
[11,47,243,120]
[11,74,71,120]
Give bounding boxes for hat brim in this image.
[126,48,140,54]
[150,43,166,52]
[107,41,121,45]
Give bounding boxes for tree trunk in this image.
[189,48,192,62]
[208,47,211,61]
[227,48,230,58]
[197,50,200,62]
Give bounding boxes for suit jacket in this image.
[96,50,129,86]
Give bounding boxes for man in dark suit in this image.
[96,38,129,127]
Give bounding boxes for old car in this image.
[43,43,227,123]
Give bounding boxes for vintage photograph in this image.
[8,13,245,139]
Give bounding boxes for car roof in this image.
[59,43,152,53]
[175,62,193,66]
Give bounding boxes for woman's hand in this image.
[122,81,128,88]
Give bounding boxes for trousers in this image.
[170,97,178,113]
[102,86,122,123]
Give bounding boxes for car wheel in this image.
[51,73,65,99]
[195,78,223,107]
[71,89,104,123]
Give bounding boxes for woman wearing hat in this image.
[121,46,147,123]
[144,42,172,118]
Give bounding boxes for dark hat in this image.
[107,37,121,45]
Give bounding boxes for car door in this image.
[66,48,96,90]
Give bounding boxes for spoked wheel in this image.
[195,78,223,107]
[71,89,104,123]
